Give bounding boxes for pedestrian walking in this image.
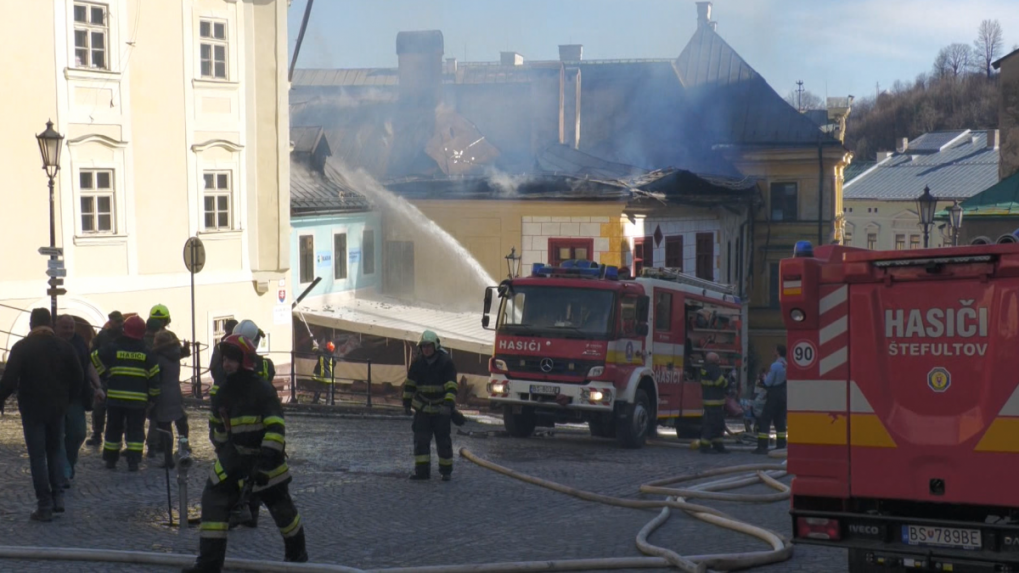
[0,308,84,521]
[151,329,189,469]
[753,345,788,454]
[55,315,105,484]
[86,310,123,447]
[183,334,307,572]
[402,330,458,481]
[698,352,729,454]
[91,315,160,471]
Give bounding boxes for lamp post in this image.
[36,120,64,324]
[916,185,937,249]
[504,247,521,279]
[949,201,964,247]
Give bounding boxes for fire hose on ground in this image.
[0,447,793,573]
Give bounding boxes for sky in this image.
[286,0,1019,103]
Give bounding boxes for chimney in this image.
[396,30,444,108]
[696,2,715,29]
[896,137,909,153]
[559,44,583,62]
[445,57,457,74]
[876,151,892,161]
[988,129,1000,149]
[500,51,524,66]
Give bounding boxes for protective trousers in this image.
[412,411,452,477]
[103,406,146,465]
[756,384,787,450]
[699,405,726,452]
[193,478,305,572]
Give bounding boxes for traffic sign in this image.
[183,237,206,274]
[46,268,66,278]
[48,277,64,287]
[38,247,63,257]
[47,259,64,270]
[47,288,67,297]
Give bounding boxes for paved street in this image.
[0,407,846,572]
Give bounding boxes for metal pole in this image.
[923,226,930,249]
[288,0,315,82]
[48,176,57,324]
[366,359,372,408]
[329,356,335,406]
[190,253,198,398]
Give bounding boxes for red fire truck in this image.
[481,260,743,449]
[782,240,1019,572]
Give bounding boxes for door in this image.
[383,241,415,298]
[651,287,684,417]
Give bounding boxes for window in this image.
[654,291,673,332]
[769,262,780,308]
[665,236,683,270]
[548,238,593,266]
[695,232,714,280]
[844,230,853,246]
[299,235,314,283]
[620,296,637,337]
[199,19,228,79]
[333,233,348,280]
[202,172,232,231]
[73,2,108,69]
[726,241,732,283]
[895,234,906,250]
[770,182,798,221]
[867,233,877,250]
[910,235,921,250]
[212,316,235,344]
[79,169,114,233]
[632,237,653,275]
[362,229,375,275]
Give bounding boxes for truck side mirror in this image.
[483,287,494,314]
[636,323,649,336]
[482,315,491,329]
[636,296,650,323]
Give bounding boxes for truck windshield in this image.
[498,286,616,338]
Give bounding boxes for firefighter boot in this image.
[181,538,227,573]
[752,435,770,455]
[698,440,713,454]
[284,529,309,563]
[712,440,730,454]
[776,433,787,450]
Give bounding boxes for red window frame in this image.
[665,236,683,270]
[548,238,594,266]
[633,236,654,275]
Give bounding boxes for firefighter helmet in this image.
[234,319,261,341]
[149,304,171,321]
[418,330,441,349]
[123,316,146,340]
[220,334,257,371]
[326,341,336,353]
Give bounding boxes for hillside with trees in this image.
[785,19,1012,161]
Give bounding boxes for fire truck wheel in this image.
[588,415,616,439]
[503,405,537,438]
[615,389,652,449]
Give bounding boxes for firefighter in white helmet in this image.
[402,330,458,480]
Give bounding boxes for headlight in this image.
[589,390,604,402]
[494,359,508,371]
[790,309,806,322]
[588,366,605,377]
[489,381,506,394]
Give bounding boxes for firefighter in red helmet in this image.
[183,334,307,572]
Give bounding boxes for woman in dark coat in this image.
[152,330,189,468]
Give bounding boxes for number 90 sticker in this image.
[792,341,817,368]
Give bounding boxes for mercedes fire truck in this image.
[481,260,744,449]
[782,240,1019,572]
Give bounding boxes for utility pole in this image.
[796,80,805,112]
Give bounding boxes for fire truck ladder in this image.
[640,267,737,300]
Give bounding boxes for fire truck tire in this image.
[615,389,652,449]
[588,415,616,438]
[503,405,537,438]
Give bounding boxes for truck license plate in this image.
[529,384,560,396]
[902,525,981,550]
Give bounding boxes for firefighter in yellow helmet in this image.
[402,330,458,481]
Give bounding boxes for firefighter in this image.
[310,341,336,405]
[90,315,161,471]
[403,330,458,481]
[753,345,788,454]
[698,352,729,454]
[183,334,307,573]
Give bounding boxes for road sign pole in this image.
[183,237,206,399]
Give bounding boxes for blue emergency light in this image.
[531,261,620,280]
[793,241,814,258]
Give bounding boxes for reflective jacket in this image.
[403,351,458,414]
[256,355,277,384]
[699,363,727,408]
[312,353,334,384]
[208,369,289,493]
[91,338,160,409]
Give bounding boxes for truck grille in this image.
[497,354,602,377]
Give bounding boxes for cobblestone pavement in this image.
[0,408,846,572]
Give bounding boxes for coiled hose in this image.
[0,448,792,573]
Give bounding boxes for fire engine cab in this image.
[783,240,1019,572]
[481,260,744,449]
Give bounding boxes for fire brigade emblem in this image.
[625,341,634,362]
[927,367,951,393]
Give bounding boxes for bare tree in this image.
[784,89,824,111]
[933,43,974,81]
[974,19,1004,78]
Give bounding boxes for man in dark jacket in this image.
[152,329,188,469]
[698,352,729,455]
[0,308,84,521]
[86,310,123,447]
[208,319,238,391]
[402,330,458,481]
[55,315,104,484]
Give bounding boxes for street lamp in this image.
[36,120,64,324]
[949,201,964,247]
[505,247,521,279]
[916,185,937,248]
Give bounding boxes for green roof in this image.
[936,170,1019,218]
